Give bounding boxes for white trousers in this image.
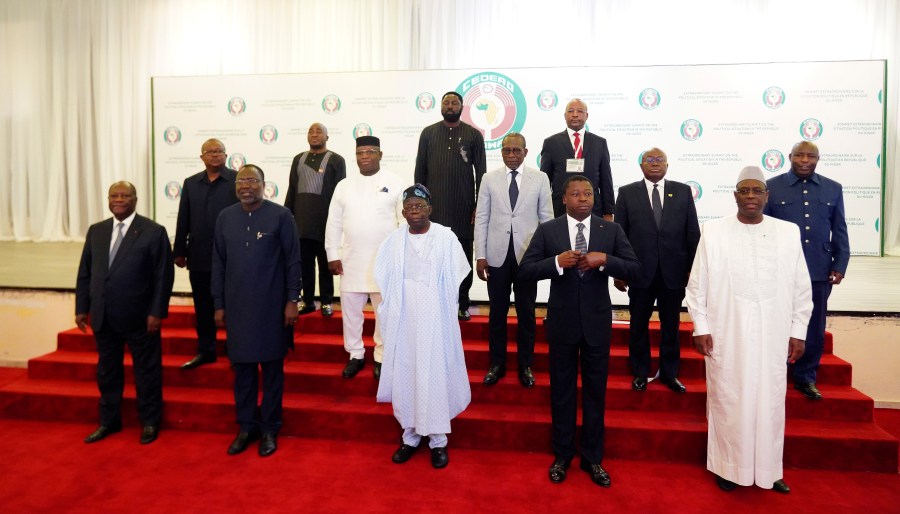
[340,291,383,362]
[402,427,447,449]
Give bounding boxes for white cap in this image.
[736,166,766,186]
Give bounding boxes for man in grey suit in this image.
[76,181,175,445]
[614,148,700,393]
[474,133,553,387]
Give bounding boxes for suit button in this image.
[805,240,810,243]
[805,226,810,230]
[804,213,809,218]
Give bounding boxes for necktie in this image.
[573,132,583,158]
[575,222,587,277]
[652,184,663,227]
[509,170,519,209]
[109,222,125,268]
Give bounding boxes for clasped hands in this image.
[558,250,606,272]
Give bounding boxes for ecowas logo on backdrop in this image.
[761,149,785,172]
[416,92,436,113]
[685,181,703,202]
[164,181,182,201]
[639,88,661,110]
[800,119,823,141]
[457,71,527,150]
[322,94,341,114]
[259,125,278,144]
[228,153,246,171]
[228,97,246,116]
[264,181,279,200]
[537,90,558,111]
[163,126,182,146]
[353,123,373,138]
[680,119,703,141]
[763,87,785,109]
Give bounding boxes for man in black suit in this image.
[519,176,641,488]
[614,148,700,393]
[539,98,615,220]
[76,181,175,445]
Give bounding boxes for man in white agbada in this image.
[325,135,404,379]
[375,184,472,469]
[686,166,812,494]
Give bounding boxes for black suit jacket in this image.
[614,180,700,289]
[75,215,175,333]
[519,215,641,346]
[539,131,614,216]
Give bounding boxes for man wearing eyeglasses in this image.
[539,98,615,221]
[174,138,239,370]
[414,91,487,321]
[325,136,404,380]
[474,133,552,388]
[614,148,700,394]
[763,141,850,401]
[686,166,812,494]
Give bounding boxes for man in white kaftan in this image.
[325,136,404,379]
[686,166,812,494]
[375,184,471,469]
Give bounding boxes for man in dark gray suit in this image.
[474,133,552,387]
[520,176,641,488]
[539,99,615,220]
[76,181,175,445]
[614,148,700,393]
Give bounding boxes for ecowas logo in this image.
[457,71,527,150]
[639,88,661,110]
[763,87,785,109]
[164,181,182,201]
[415,92,436,112]
[228,97,246,116]
[537,90,558,111]
[800,119,823,141]
[264,181,279,200]
[353,123,373,138]
[680,119,703,141]
[685,181,703,202]
[163,126,182,146]
[322,94,341,114]
[259,125,279,144]
[761,149,785,172]
[228,153,247,171]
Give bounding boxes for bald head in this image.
[789,141,820,179]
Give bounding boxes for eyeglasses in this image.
[404,203,430,212]
[735,187,767,196]
[203,149,226,155]
[566,108,587,115]
[236,178,260,185]
[500,148,524,155]
[643,157,666,164]
[355,149,379,156]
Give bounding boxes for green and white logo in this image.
[537,90,558,111]
[680,119,702,141]
[322,94,341,114]
[763,87,785,109]
[639,88,661,110]
[800,119,823,141]
[457,71,528,150]
[762,149,785,172]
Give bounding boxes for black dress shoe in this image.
[140,425,159,445]
[321,304,334,317]
[342,358,365,378]
[715,475,738,491]
[579,460,611,487]
[298,301,316,315]
[391,443,420,463]
[373,362,382,380]
[431,446,449,468]
[483,365,506,385]
[548,457,572,483]
[458,309,471,321]
[662,377,687,393]
[259,433,277,457]
[794,382,823,400]
[518,367,535,388]
[227,431,259,455]
[84,424,121,444]
[632,377,647,391]
[182,354,217,369]
[772,479,791,494]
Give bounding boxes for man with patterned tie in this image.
[614,148,700,393]
[474,133,553,387]
[539,98,615,220]
[520,176,641,488]
[76,181,175,445]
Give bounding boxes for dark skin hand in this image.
[693,334,713,356]
[830,271,844,285]
[476,258,489,281]
[694,335,805,363]
[283,302,298,327]
[75,314,89,332]
[576,251,607,272]
[613,279,627,292]
[174,256,187,268]
[214,308,225,328]
[328,260,343,276]
[602,214,613,222]
[557,250,582,268]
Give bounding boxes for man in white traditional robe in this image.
[686,166,812,494]
[375,184,472,469]
[325,135,404,379]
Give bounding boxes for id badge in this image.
[566,158,585,172]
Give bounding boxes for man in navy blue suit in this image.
[614,148,700,393]
[764,141,849,401]
[520,176,641,488]
[76,181,174,445]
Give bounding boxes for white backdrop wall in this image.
[2,0,900,256]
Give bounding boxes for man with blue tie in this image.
[474,133,553,387]
[520,176,641,488]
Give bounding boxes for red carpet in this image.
[0,305,898,511]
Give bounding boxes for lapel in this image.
[99,218,114,271]
[511,169,535,214]
[588,215,604,252]
[109,216,143,273]
[558,131,575,159]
